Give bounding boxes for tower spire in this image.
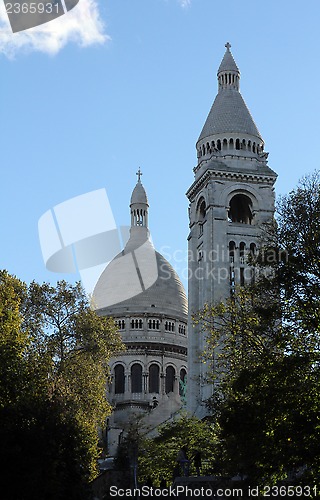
[217,42,240,91]
[130,172,149,228]
[196,43,265,163]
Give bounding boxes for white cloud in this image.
[178,0,191,7]
[0,0,108,57]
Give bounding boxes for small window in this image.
[149,364,160,393]
[197,199,206,222]
[165,366,175,394]
[148,319,160,330]
[239,242,246,265]
[179,369,187,397]
[117,319,125,330]
[131,364,142,393]
[165,321,175,332]
[131,318,143,329]
[229,241,236,262]
[114,364,125,394]
[178,324,186,335]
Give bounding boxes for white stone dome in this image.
[92,175,187,320]
[130,180,148,206]
[92,236,187,320]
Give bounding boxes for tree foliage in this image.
[0,272,124,499]
[195,172,320,490]
[137,414,218,485]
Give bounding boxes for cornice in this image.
[186,167,276,200]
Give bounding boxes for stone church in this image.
[92,43,277,448]
[93,172,188,453]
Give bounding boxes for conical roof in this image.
[198,43,262,143]
[218,43,239,73]
[199,89,262,141]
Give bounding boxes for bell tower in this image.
[186,43,277,417]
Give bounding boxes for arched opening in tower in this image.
[228,194,253,224]
[198,199,206,221]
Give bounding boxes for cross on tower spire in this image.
[225,42,231,51]
[136,168,143,182]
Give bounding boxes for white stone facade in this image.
[186,44,277,417]
[93,178,188,454]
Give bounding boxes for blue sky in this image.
[1,0,319,293]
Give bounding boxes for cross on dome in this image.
[136,168,143,182]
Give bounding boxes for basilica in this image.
[92,43,277,450]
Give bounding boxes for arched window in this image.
[179,369,187,397]
[239,242,246,264]
[165,366,175,394]
[149,364,160,393]
[228,194,253,224]
[178,324,186,335]
[131,318,143,329]
[229,241,236,262]
[197,199,206,222]
[131,364,142,393]
[117,319,125,330]
[223,138,228,150]
[114,364,125,394]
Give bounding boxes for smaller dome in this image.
[130,181,148,206]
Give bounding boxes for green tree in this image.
[0,273,124,499]
[195,172,320,490]
[137,414,218,485]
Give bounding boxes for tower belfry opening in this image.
[228,193,253,224]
